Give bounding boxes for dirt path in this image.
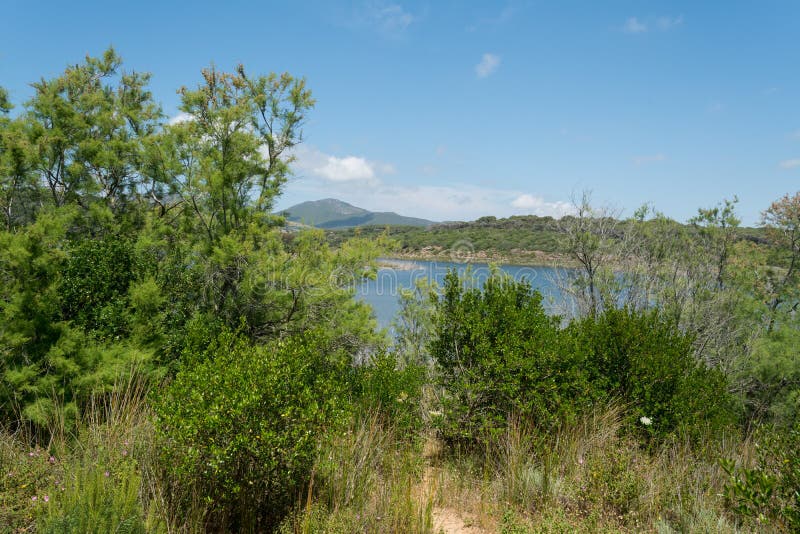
[420,437,490,534]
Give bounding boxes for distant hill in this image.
[281,198,434,229]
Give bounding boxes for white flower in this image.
[640,416,652,426]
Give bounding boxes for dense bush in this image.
[353,351,427,434]
[60,234,139,338]
[154,329,356,531]
[430,270,595,446]
[722,422,800,531]
[566,307,736,442]
[429,270,735,448]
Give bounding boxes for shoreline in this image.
[383,249,574,268]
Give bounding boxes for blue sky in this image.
[2,1,799,225]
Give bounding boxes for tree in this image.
[168,65,314,243]
[0,87,38,229]
[557,191,621,317]
[689,196,740,290]
[760,191,800,332]
[25,48,161,212]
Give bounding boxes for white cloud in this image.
[779,159,800,169]
[167,112,193,125]
[623,17,647,34]
[291,146,394,185]
[466,4,517,31]
[316,156,376,182]
[624,15,682,34]
[511,194,573,216]
[656,15,683,30]
[633,153,666,166]
[279,177,574,221]
[475,53,501,78]
[356,1,414,36]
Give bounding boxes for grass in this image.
[0,390,776,533]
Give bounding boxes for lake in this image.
[356,258,568,329]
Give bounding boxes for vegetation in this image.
[324,209,769,266]
[1,50,798,533]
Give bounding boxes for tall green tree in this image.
[168,65,314,243]
[26,48,161,212]
[761,191,800,332]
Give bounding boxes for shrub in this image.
[60,234,139,338]
[429,269,594,447]
[722,422,800,531]
[38,460,146,534]
[154,329,355,531]
[565,308,736,442]
[353,351,426,434]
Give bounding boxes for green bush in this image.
[565,308,736,442]
[60,234,139,338]
[154,329,355,531]
[354,351,426,434]
[428,270,735,449]
[429,269,594,447]
[722,422,800,531]
[38,460,146,534]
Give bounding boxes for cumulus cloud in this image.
[623,17,647,34]
[779,159,800,169]
[475,53,501,78]
[167,112,193,125]
[279,177,573,221]
[291,146,394,185]
[511,194,573,216]
[315,156,376,182]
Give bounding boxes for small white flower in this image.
[640,416,652,426]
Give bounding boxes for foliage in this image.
[38,460,147,534]
[353,351,427,434]
[278,412,432,534]
[429,269,591,446]
[429,269,734,447]
[154,329,356,531]
[739,326,800,424]
[565,307,736,443]
[722,423,800,531]
[392,277,438,367]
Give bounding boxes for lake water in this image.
[356,258,567,329]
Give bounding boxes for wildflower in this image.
[122,449,128,457]
[49,456,55,464]
[28,451,35,457]
[31,496,37,502]
[43,495,49,503]
[104,471,110,478]
[639,416,652,426]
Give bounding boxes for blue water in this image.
[356,258,566,329]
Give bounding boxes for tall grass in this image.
[0,384,767,533]
[280,411,434,533]
[428,402,752,533]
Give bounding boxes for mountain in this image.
[281,198,434,229]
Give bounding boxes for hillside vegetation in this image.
[1,51,799,533]
[327,213,770,265]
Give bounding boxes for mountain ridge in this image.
[281,198,434,229]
